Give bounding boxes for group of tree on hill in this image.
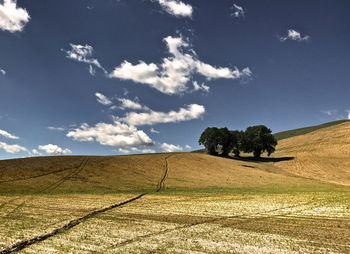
[198,125,278,158]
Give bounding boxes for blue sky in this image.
[0,0,349,159]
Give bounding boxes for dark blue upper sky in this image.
[0,0,349,159]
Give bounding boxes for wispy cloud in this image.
[155,0,193,18]
[0,0,30,33]
[110,36,252,95]
[0,129,19,139]
[47,126,65,131]
[279,29,310,42]
[231,3,244,18]
[117,98,149,111]
[0,68,6,75]
[150,128,160,134]
[95,92,112,106]
[321,109,338,116]
[63,44,107,75]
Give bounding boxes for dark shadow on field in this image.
[224,155,295,163]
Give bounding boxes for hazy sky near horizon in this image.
[0,0,350,159]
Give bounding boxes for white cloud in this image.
[95,92,112,106]
[0,0,30,33]
[141,148,156,153]
[89,65,96,76]
[63,44,106,74]
[32,149,41,156]
[156,0,193,18]
[67,121,154,148]
[0,129,19,139]
[232,3,244,18]
[0,68,6,75]
[192,81,209,93]
[185,145,191,149]
[110,36,252,95]
[38,144,72,155]
[47,126,65,131]
[117,98,149,111]
[118,148,130,154]
[119,104,205,126]
[150,128,160,134]
[0,141,27,153]
[161,142,182,152]
[279,29,310,42]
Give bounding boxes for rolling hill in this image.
[1,121,350,253]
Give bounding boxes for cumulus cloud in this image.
[95,92,112,106]
[232,3,244,18]
[63,44,107,74]
[0,0,30,33]
[150,128,160,134]
[31,149,41,156]
[279,29,310,42]
[110,36,252,95]
[38,144,72,155]
[0,68,6,75]
[67,121,154,148]
[161,142,182,152]
[0,141,27,153]
[155,0,193,18]
[185,145,191,149]
[119,104,205,126]
[47,126,65,131]
[0,129,19,139]
[117,98,149,111]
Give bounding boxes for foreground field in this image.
[1,121,350,253]
[0,191,349,253]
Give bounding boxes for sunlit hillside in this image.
[273,121,350,186]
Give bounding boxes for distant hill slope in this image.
[274,120,350,140]
[273,121,350,186]
[0,152,334,195]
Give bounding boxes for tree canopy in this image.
[198,125,277,158]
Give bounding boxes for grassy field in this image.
[273,119,350,140]
[1,122,350,253]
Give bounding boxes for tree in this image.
[218,127,232,157]
[241,125,277,158]
[230,130,243,157]
[198,127,221,155]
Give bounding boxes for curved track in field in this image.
[0,155,172,254]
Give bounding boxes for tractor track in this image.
[0,159,87,210]
[3,158,89,217]
[0,155,172,253]
[0,159,86,184]
[112,198,325,248]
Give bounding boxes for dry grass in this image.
[274,121,350,186]
[1,123,350,253]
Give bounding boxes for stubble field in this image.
[1,122,350,253]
